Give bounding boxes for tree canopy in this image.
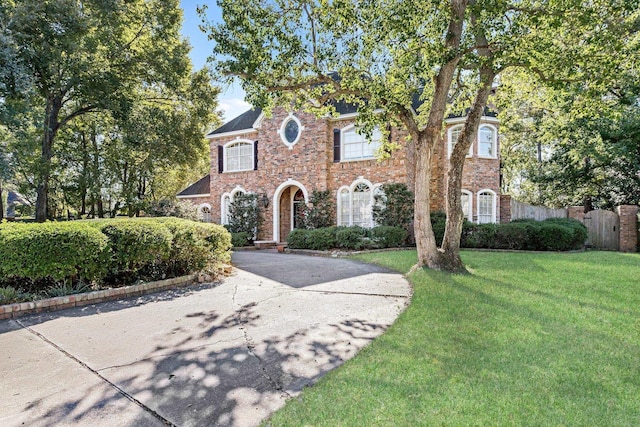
[1,0,220,219]
[203,0,639,271]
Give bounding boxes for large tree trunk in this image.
[35,96,62,222]
[440,67,496,271]
[413,134,440,269]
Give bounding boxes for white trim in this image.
[461,189,473,222]
[223,139,254,172]
[272,179,309,242]
[252,111,265,129]
[198,203,213,223]
[444,115,500,125]
[220,186,247,225]
[476,188,497,224]
[206,128,258,140]
[177,193,209,199]
[336,177,378,228]
[340,125,382,162]
[278,113,304,149]
[477,124,498,159]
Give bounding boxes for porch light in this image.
[260,193,269,208]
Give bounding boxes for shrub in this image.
[372,183,414,230]
[286,228,310,249]
[296,190,335,229]
[230,231,252,247]
[227,193,262,239]
[542,218,588,250]
[145,199,199,221]
[98,221,173,273]
[336,226,370,250]
[307,227,338,250]
[371,226,408,248]
[0,222,110,286]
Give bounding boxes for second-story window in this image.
[478,125,497,158]
[448,125,473,158]
[342,126,382,161]
[223,141,254,172]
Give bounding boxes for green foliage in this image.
[45,281,92,298]
[307,228,338,251]
[371,226,408,248]
[98,221,173,273]
[372,183,414,230]
[230,231,252,248]
[0,218,231,293]
[0,222,110,283]
[145,199,199,221]
[296,190,335,229]
[0,287,21,305]
[227,193,262,239]
[286,229,309,249]
[336,226,371,250]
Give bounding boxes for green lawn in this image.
[265,250,640,426]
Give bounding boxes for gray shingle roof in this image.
[177,175,210,197]
[207,108,263,136]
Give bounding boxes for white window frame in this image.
[198,203,212,223]
[223,139,254,172]
[335,178,380,228]
[448,125,473,158]
[220,186,246,225]
[478,124,498,159]
[341,125,382,162]
[278,113,303,149]
[461,190,473,222]
[477,189,497,224]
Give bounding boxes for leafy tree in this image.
[295,189,335,229]
[0,0,204,221]
[203,0,638,271]
[227,193,263,240]
[372,183,414,231]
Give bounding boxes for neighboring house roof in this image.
[177,175,210,198]
[207,108,263,136]
[7,191,29,206]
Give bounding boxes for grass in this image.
[265,250,640,426]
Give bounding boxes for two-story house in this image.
[178,104,501,243]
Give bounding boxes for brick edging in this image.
[0,274,198,320]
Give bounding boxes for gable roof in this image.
[208,97,497,136]
[207,108,263,137]
[177,175,210,197]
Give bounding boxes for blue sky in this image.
[179,1,249,123]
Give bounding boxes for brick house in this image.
[178,104,501,243]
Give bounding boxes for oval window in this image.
[284,119,299,144]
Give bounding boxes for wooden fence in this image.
[509,199,568,221]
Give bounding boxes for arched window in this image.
[342,125,382,161]
[448,125,472,158]
[220,187,246,225]
[478,125,497,158]
[477,189,496,224]
[461,190,472,222]
[199,205,212,223]
[336,179,378,228]
[224,141,254,172]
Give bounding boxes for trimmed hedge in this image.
[287,225,407,251]
[0,222,110,283]
[230,232,252,247]
[0,218,231,293]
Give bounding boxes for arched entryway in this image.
[272,179,309,242]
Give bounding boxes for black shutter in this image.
[333,129,341,163]
[253,140,258,170]
[217,145,224,173]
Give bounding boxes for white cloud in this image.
[216,98,252,123]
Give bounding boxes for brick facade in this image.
[616,205,639,252]
[188,107,502,242]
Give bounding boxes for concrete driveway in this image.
[0,251,410,427]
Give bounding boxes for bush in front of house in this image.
[295,189,335,229]
[372,183,414,230]
[227,193,262,241]
[0,218,232,296]
[230,231,252,247]
[0,222,111,287]
[462,218,587,251]
[371,226,408,248]
[336,226,371,250]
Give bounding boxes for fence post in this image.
[499,195,512,223]
[616,205,639,253]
